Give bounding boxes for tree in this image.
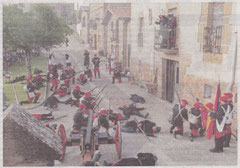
[3,4,73,77]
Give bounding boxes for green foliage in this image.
[3,4,73,53]
[3,4,73,76]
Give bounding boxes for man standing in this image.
[92,54,100,78]
[49,65,59,91]
[65,54,71,67]
[169,99,188,138]
[223,93,234,147]
[209,95,228,153]
[84,50,90,68]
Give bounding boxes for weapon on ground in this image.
[43,115,68,123]
[134,118,151,142]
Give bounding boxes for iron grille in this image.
[203,26,223,54]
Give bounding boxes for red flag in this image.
[206,83,221,139]
[214,83,221,111]
[200,107,208,129]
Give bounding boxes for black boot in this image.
[174,130,183,139]
[223,133,231,147]
[210,138,222,153]
[33,97,39,103]
[190,134,194,142]
[199,128,205,137]
[170,126,175,134]
[144,113,149,118]
[112,77,115,84]
[50,86,54,91]
[94,73,96,78]
[219,137,224,152]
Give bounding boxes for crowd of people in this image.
[18,40,236,166]
[169,92,235,153]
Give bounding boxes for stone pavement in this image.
[28,33,237,166]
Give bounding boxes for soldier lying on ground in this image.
[104,153,158,166]
[82,152,157,166]
[32,111,54,120]
[43,95,61,110]
[120,120,161,137]
[119,104,149,119]
[7,75,25,84]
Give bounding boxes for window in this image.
[204,84,213,99]
[138,17,144,47]
[176,67,179,84]
[149,9,152,25]
[115,20,119,42]
[235,93,237,103]
[111,22,114,39]
[203,3,224,54]
[82,16,86,27]
[138,60,142,72]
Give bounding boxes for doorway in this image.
[162,59,179,103]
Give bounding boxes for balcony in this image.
[154,15,178,55]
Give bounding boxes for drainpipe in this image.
[227,31,238,92]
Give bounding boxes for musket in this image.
[89,86,97,93]
[172,90,187,122]
[134,118,151,142]
[94,85,108,99]
[43,115,68,123]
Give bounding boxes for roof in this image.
[107,3,131,18]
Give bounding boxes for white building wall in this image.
[131,3,165,68]
[182,3,237,84]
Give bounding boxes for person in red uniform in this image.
[32,111,54,120]
[49,65,59,91]
[209,95,228,153]
[20,77,41,105]
[64,85,85,107]
[92,54,101,78]
[169,99,188,138]
[112,66,122,84]
[84,66,93,82]
[189,102,202,142]
[223,92,234,147]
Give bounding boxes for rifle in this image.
[94,85,108,99]
[43,115,68,123]
[89,86,97,93]
[93,90,109,113]
[172,90,187,122]
[134,118,151,142]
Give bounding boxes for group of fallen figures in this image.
[4,68,46,90]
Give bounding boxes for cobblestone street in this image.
[27,33,237,166]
